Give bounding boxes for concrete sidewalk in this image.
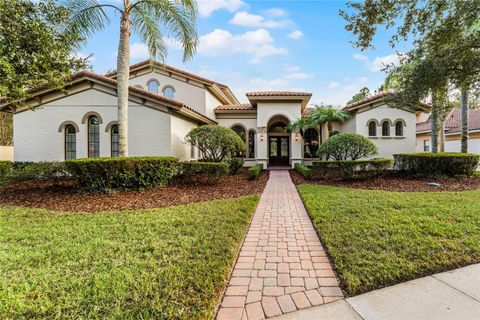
[274,263,480,320]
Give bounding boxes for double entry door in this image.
[269,136,289,165]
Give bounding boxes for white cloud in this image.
[369,54,400,72]
[328,81,339,89]
[286,65,301,72]
[264,8,287,17]
[130,42,149,59]
[198,28,288,62]
[358,76,368,84]
[163,37,182,50]
[197,0,246,17]
[251,77,289,87]
[287,30,304,40]
[353,53,368,61]
[286,72,309,79]
[230,11,291,28]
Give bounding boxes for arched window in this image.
[163,86,175,99]
[65,125,76,160]
[382,121,390,137]
[304,128,319,158]
[368,121,377,137]
[88,116,100,158]
[147,79,159,93]
[231,125,246,158]
[395,121,404,136]
[111,124,119,157]
[248,130,256,158]
[269,122,287,133]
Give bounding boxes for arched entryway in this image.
[268,115,290,165]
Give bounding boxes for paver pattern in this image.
[216,170,343,320]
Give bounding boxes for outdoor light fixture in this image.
[295,132,300,141]
[259,127,266,141]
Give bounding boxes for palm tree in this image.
[286,117,317,158]
[310,105,350,138]
[65,0,198,156]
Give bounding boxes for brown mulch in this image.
[289,170,480,192]
[0,170,269,213]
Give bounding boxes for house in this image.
[0,60,428,167]
[416,108,480,153]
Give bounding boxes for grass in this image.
[0,196,258,319]
[297,184,480,296]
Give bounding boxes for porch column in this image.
[291,131,302,168]
[257,126,268,168]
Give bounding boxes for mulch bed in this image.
[289,170,480,192]
[0,169,269,212]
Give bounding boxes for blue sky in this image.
[79,0,406,106]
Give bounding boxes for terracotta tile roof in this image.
[2,70,217,124]
[215,103,254,111]
[246,91,312,97]
[345,91,395,110]
[104,59,229,88]
[416,108,480,134]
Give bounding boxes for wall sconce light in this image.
[259,127,266,141]
[295,132,300,141]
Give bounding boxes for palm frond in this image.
[131,0,198,62]
[61,0,116,39]
[130,8,167,63]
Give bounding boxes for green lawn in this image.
[0,196,258,319]
[298,184,480,296]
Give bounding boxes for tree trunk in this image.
[461,88,469,153]
[439,120,445,152]
[117,6,131,157]
[431,92,440,153]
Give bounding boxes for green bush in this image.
[4,162,68,184]
[312,159,393,180]
[394,152,479,177]
[226,157,245,175]
[65,157,178,191]
[318,133,378,160]
[177,161,229,184]
[0,160,13,177]
[294,163,311,179]
[248,163,264,180]
[185,125,246,162]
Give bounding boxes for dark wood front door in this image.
[269,136,289,165]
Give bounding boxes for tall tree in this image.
[310,105,351,137]
[66,0,198,156]
[347,87,370,104]
[341,0,480,153]
[0,0,86,105]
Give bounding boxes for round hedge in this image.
[317,132,378,160]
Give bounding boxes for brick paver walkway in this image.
[216,170,343,320]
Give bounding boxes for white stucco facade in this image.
[1,61,423,166]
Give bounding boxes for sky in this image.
[78,0,407,106]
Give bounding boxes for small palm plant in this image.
[286,117,318,158]
[64,0,198,157]
[310,105,351,137]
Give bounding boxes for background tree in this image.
[66,0,198,157]
[341,0,480,153]
[0,0,86,144]
[347,87,370,104]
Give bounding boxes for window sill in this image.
[394,136,406,139]
[368,136,379,139]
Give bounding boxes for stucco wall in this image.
[416,132,480,154]
[0,146,13,161]
[205,91,223,121]
[170,114,198,161]
[353,104,416,158]
[129,72,207,115]
[13,89,171,162]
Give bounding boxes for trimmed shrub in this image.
[317,133,378,160]
[294,163,311,179]
[394,152,479,177]
[312,159,393,180]
[177,161,229,184]
[5,162,68,185]
[0,160,13,177]
[248,163,264,180]
[65,157,178,191]
[185,125,246,162]
[226,157,245,175]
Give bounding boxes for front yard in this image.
[298,184,480,296]
[0,196,258,319]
